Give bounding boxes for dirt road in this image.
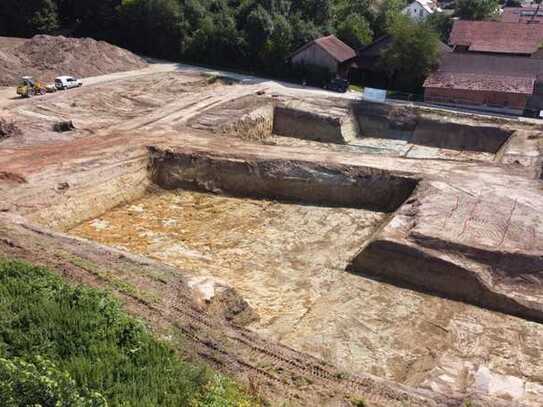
[0,61,364,110]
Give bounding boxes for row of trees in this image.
[0,0,412,73]
[0,0,504,86]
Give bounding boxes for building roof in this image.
[424,53,543,94]
[433,52,543,77]
[289,35,356,63]
[449,20,543,55]
[424,72,535,94]
[501,6,543,23]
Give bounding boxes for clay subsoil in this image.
[2,37,543,407]
[0,35,147,86]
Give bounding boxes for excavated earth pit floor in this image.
[260,135,496,162]
[3,67,543,406]
[69,189,543,404]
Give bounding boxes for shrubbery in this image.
[0,259,257,406]
[0,355,106,407]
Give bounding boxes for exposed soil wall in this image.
[349,238,543,323]
[353,101,416,141]
[412,117,512,153]
[273,106,357,144]
[9,146,154,231]
[352,100,513,153]
[149,147,418,212]
[220,103,274,142]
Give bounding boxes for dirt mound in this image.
[0,35,147,86]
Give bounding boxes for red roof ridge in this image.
[449,20,543,54]
[289,35,356,63]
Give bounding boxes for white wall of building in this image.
[403,1,435,22]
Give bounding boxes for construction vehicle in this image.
[16,76,49,98]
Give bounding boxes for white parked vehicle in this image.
[55,76,82,90]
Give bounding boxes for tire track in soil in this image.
[161,279,438,407]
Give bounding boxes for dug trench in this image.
[271,98,516,158]
[3,84,543,405]
[193,94,518,158]
[24,137,539,405]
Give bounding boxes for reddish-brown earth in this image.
[0,35,146,86]
[2,36,543,407]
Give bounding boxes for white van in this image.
[55,76,82,90]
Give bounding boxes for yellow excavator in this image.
[16,76,50,98]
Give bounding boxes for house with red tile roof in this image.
[289,35,356,79]
[424,19,543,114]
[501,6,543,24]
[449,20,543,56]
[424,53,543,113]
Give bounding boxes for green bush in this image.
[0,259,257,406]
[0,355,106,407]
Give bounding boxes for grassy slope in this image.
[0,259,257,406]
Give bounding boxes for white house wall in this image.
[403,2,431,22]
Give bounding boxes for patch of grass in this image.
[207,75,219,84]
[351,398,366,407]
[62,251,159,304]
[349,84,363,93]
[0,259,257,406]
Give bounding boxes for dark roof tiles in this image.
[291,35,356,63]
[449,20,543,55]
[424,72,535,94]
[424,53,543,94]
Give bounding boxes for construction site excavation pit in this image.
[67,186,543,405]
[70,188,389,337]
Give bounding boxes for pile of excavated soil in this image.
[0,35,147,86]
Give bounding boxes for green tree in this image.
[333,0,373,21]
[289,13,322,50]
[455,0,500,20]
[245,5,274,58]
[67,0,121,40]
[119,0,183,59]
[30,0,60,33]
[425,12,453,42]
[186,10,246,67]
[261,14,294,75]
[336,13,373,49]
[292,0,333,27]
[0,0,59,36]
[380,16,440,91]
[373,0,407,36]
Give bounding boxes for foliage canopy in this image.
[0,259,256,406]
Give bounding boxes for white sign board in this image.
[363,87,387,102]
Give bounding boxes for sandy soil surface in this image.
[2,48,543,406]
[254,134,497,162]
[70,189,543,406]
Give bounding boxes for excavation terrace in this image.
[2,69,543,407]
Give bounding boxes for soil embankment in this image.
[0,35,147,86]
[149,145,418,212]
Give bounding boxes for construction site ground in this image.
[2,57,543,407]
